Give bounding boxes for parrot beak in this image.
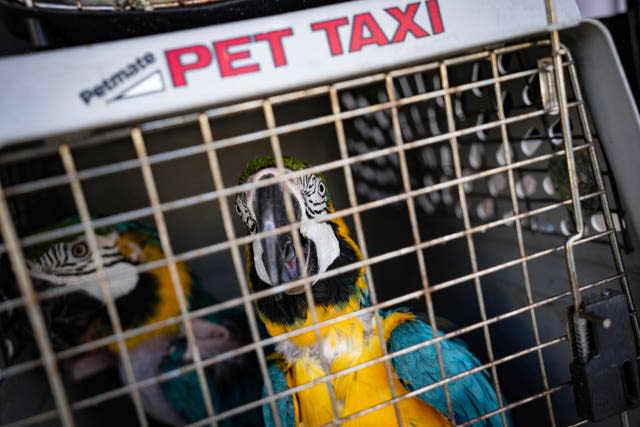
[28,273,103,350]
[30,275,55,291]
[254,180,306,295]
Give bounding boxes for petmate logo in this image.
[79,53,165,105]
[75,0,446,107]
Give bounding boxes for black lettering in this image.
[80,90,93,104]
[109,70,129,87]
[79,52,159,106]
[125,64,139,77]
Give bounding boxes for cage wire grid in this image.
[0,31,637,427]
[9,0,228,12]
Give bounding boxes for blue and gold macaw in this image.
[24,219,262,426]
[235,156,510,427]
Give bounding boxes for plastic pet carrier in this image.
[1,1,640,426]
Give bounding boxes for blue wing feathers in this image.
[386,311,510,427]
[263,361,296,427]
[160,339,263,427]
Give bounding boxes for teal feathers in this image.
[159,324,264,427]
[159,280,266,426]
[262,358,296,427]
[385,309,510,426]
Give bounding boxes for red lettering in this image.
[427,0,444,34]
[386,3,429,43]
[165,45,212,87]
[213,36,260,77]
[349,13,389,52]
[311,17,349,56]
[254,28,294,68]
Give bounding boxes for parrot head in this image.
[236,156,368,333]
[26,226,140,303]
[22,219,193,352]
[17,221,138,350]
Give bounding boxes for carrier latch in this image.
[568,288,640,421]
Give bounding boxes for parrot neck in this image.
[103,232,193,352]
[275,307,373,366]
[274,304,372,364]
[250,219,366,328]
[274,310,416,368]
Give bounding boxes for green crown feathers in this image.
[238,156,318,184]
[237,156,333,205]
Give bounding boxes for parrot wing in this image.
[385,310,509,427]
[263,357,297,427]
[160,329,264,427]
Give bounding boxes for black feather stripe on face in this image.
[30,238,123,278]
[250,223,360,326]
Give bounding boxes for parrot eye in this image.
[318,182,326,196]
[70,242,89,258]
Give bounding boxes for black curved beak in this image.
[254,180,305,293]
[31,276,55,292]
[27,276,103,349]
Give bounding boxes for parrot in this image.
[23,219,263,426]
[234,156,510,427]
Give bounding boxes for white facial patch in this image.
[74,262,138,301]
[300,220,339,283]
[27,231,138,303]
[30,262,139,302]
[252,238,271,285]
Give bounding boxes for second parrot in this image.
[25,220,262,426]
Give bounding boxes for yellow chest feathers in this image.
[279,313,450,427]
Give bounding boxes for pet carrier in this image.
[1,0,639,426]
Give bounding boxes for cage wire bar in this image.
[489,50,556,426]
[197,112,284,427]
[263,100,345,427]
[0,180,74,427]
[58,144,149,427]
[384,71,458,424]
[0,108,612,300]
[129,128,218,425]
[0,43,572,204]
[565,42,640,351]
[329,85,409,427]
[0,52,583,259]
[438,59,509,427]
[0,22,637,427]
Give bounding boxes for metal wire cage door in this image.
[1,1,640,427]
